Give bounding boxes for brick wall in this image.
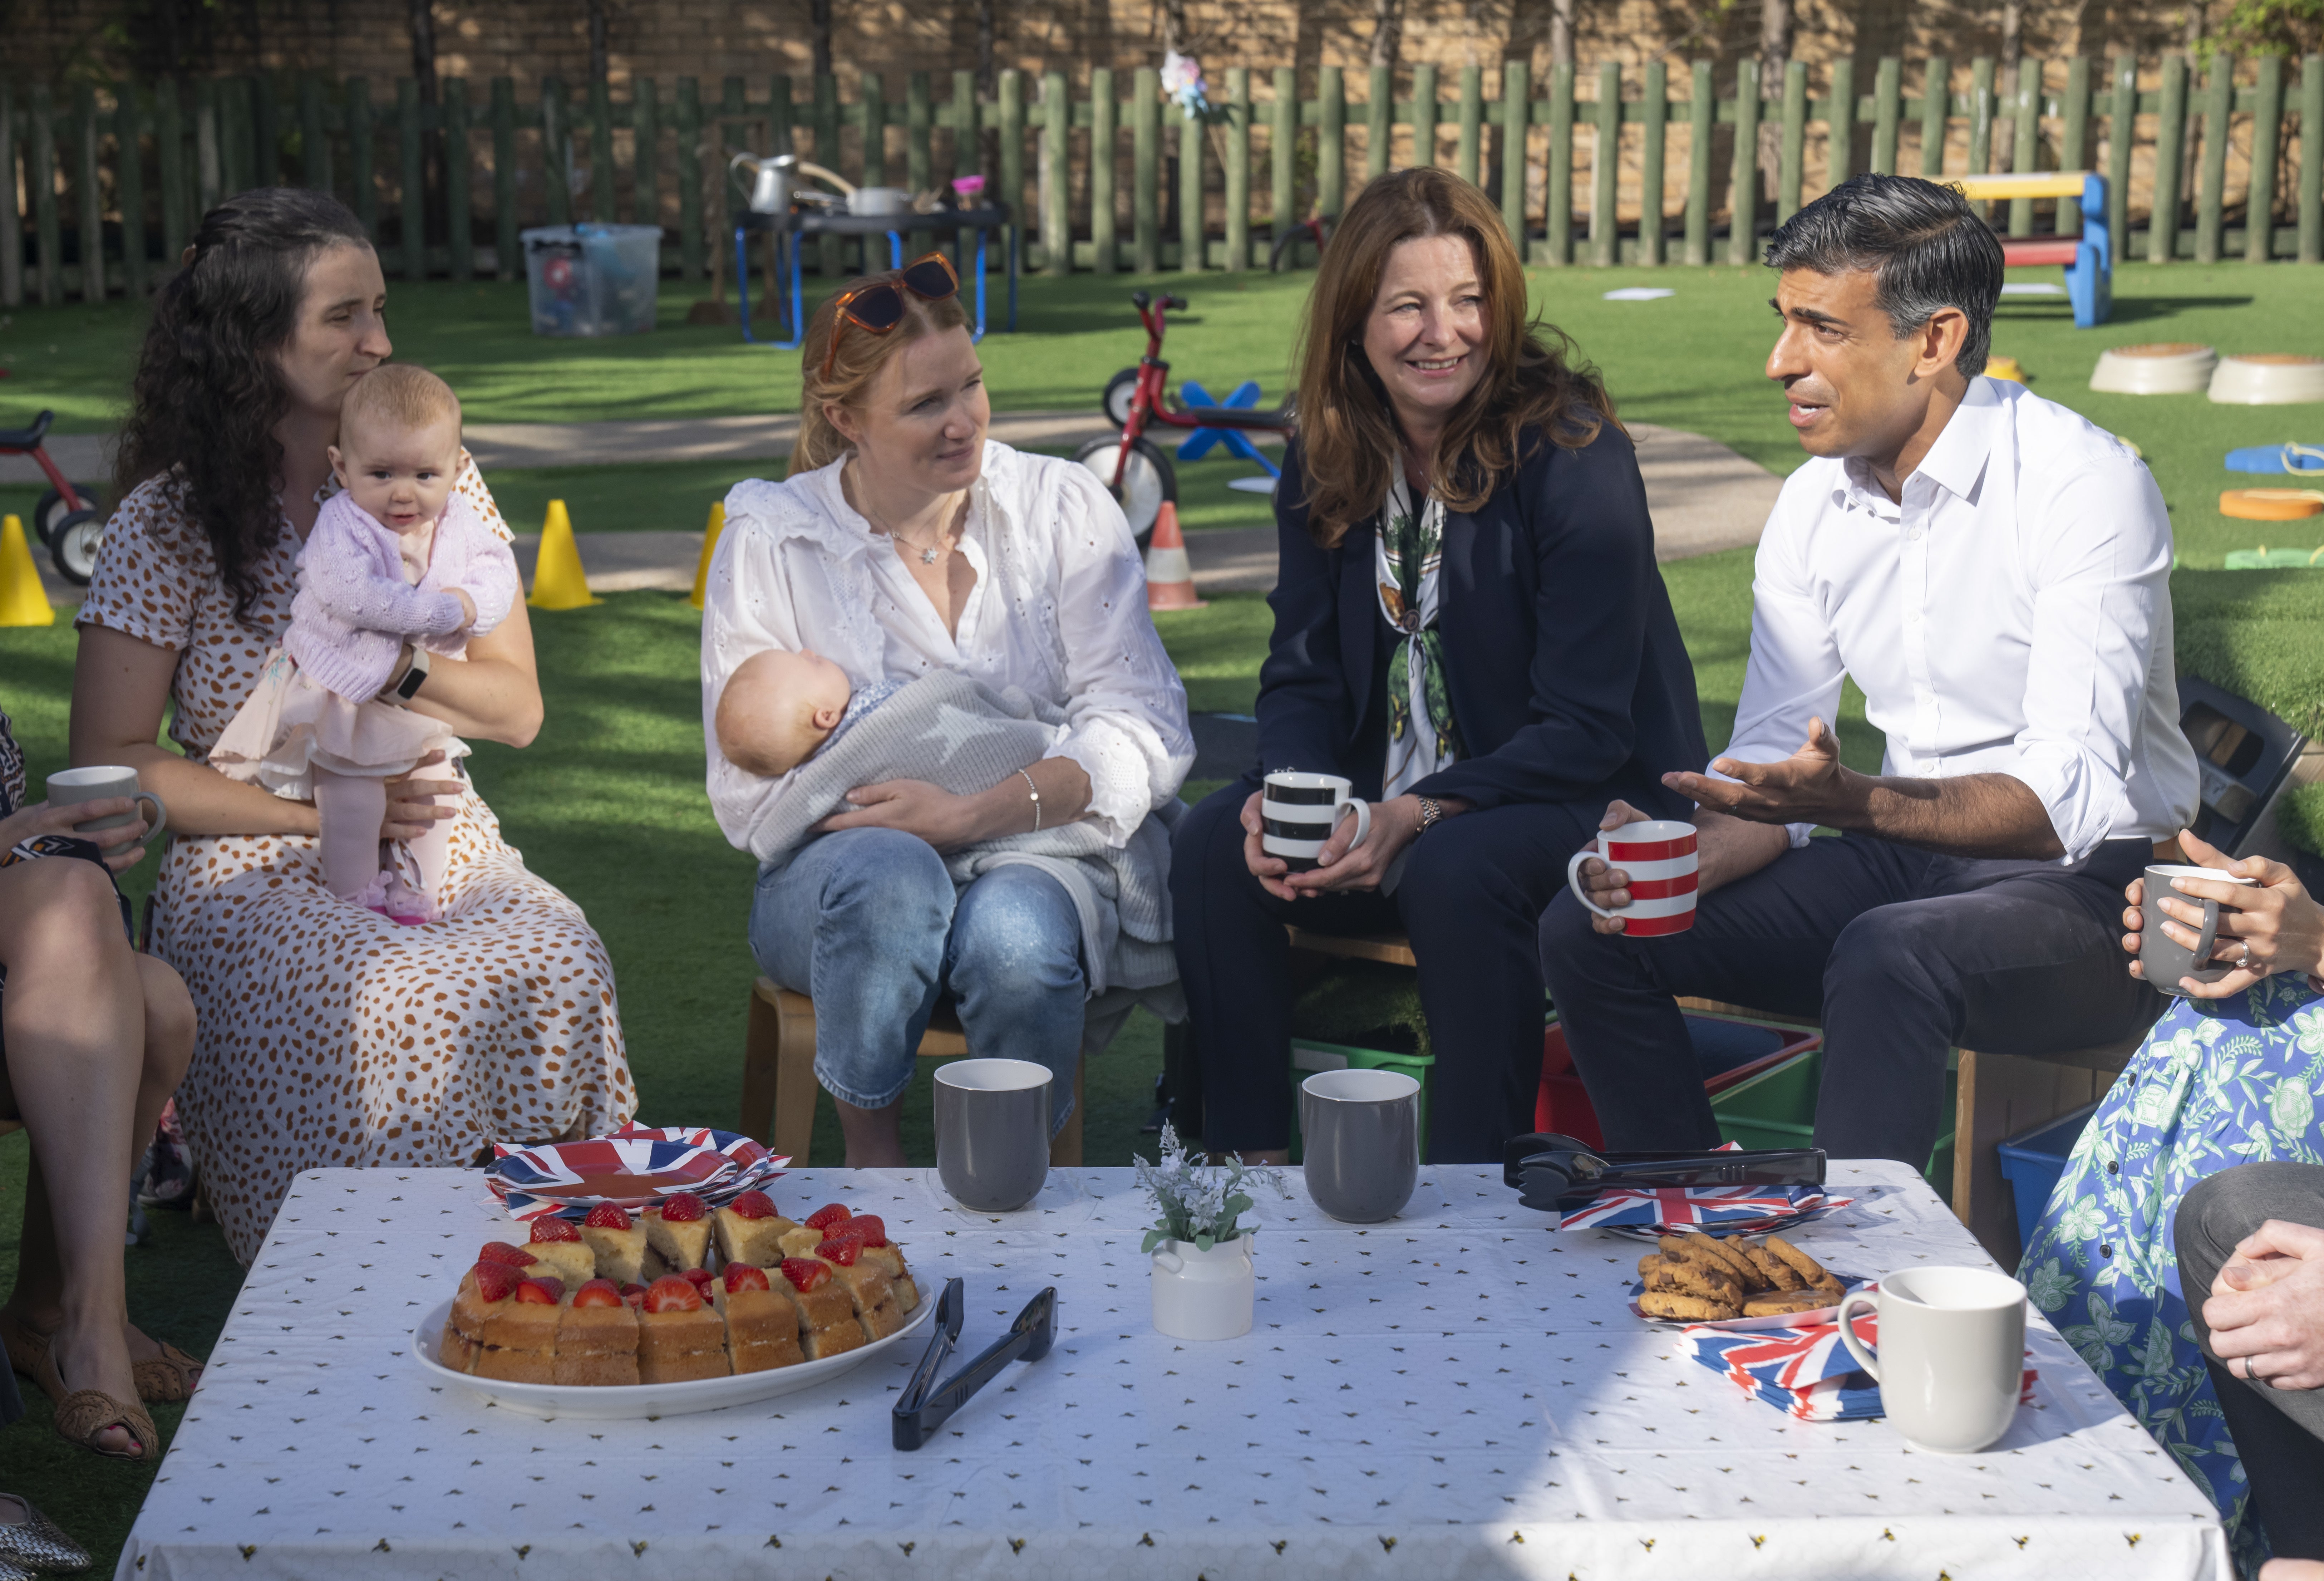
[3,0,2234,95]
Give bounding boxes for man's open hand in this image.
[1665,716,1857,828]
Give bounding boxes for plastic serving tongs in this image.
[1502,1131,1827,1214]
[891,1278,1059,1450]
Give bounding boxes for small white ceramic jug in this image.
[1151,1233,1256,1341]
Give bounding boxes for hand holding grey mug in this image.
[45,766,168,856]
[1299,1068,1420,1223]
[934,1058,1052,1213]
[2141,863,2260,993]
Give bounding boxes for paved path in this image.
[17,416,1781,605]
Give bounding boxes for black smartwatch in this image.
[389,647,432,703]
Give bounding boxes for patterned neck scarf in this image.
[1373,470,1461,799]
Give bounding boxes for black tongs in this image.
[891,1278,1058,1451]
[1502,1131,1825,1213]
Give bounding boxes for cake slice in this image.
[715,1263,804,1373]
[473,1275,565,1383]
[635,1275,729,1384]
[643,1192,713,1276]
[525,1216,596,1287]
[777,1257,867,1359]
[838,1215,918,1314]
[581,1204,648,1286]
[713,1190,797,1268]
[442,1259,521,1372]
[813,1235,906,1340]
[554,1278,641,1386]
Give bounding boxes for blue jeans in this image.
[749,827,1085,1130]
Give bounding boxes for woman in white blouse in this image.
[700,256,1193,1166]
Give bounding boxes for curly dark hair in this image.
[113,188,372,622]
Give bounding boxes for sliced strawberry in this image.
[619,1282,648,1309]
[529,1216,582,1243]
[479,1241,538,1268]
[571,1278,624,1309]
[681,1267,717,1297]
[642,1275,704,1313]
[471,1261,520,1303]
[722,1263,772,1294]
[656,1192,706,1223]
[584,1203,634,1230]
[780,1257,832,1292]
[514,1276,564,1305]
[727,1190,778,1221]
[846,1213,889,1248]
[814,1236,861,1266]
[803,1203,852,1232]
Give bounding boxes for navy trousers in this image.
[1171,780,1598,1163]
[1535,832,2165,1166]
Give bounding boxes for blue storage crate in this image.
[1997,1101,2103,1252]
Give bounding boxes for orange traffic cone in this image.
[1143,501,1205,610]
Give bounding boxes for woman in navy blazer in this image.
[1170,168,1706,1164]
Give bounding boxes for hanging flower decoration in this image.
[1161,50,1232,125]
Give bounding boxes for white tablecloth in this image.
[120,1162,2227,1580]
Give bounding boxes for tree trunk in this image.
[588,0,610,83]
[2068,0,2102,59]
[976,0,999,184]
[811,0,835,79]
[1370,0,1404,77]
[1160,0,1191,56]
[1758,0,1789,201]
[409,0,439,259]
[1548,0,1573,67]
[1999,0,2024,103]
[408,0,438,101]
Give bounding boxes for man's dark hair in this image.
[1763,173,2003,378]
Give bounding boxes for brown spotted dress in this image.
[76,463,637,1263]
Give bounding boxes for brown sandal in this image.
[3,1313,204,1404]
[131,1342,206,1404]
[34,1350,158,1462]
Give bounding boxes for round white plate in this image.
[413,1292,936,1419]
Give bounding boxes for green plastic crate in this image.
[1709,1046,1957,1197]
[1286,1039,1434,1165]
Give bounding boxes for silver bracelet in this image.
[1018,768,1041,832]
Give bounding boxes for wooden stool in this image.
[740,978,1085,1169]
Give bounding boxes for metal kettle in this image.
[731,152,855,214]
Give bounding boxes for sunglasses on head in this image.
[821,253,962,380]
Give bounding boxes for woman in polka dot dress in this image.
[69,191,636,1265]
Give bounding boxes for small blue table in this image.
[732,205,1018,350]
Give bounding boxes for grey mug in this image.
[45,765,168,839]
[2141,863,2259,994]
[935,1058,1052,1213]
[1299,1067,1421,1223]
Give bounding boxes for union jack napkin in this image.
[487,1124,788,1220]
[1680,1292,2038,1422]
[1555,1181,1851,1234]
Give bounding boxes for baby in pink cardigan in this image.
[213,364,519,922]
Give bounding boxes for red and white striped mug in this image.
[1565,819,1699,937]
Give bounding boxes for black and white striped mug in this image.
[1260,771,1372,872]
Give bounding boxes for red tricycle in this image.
[1073,289,1295,550]
[0,401,104,585]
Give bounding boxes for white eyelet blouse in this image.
[700,440,1195,858]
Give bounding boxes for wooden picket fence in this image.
[4,53,2321,308]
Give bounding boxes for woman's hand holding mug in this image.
[0,797,156,874]
[2122,827,2324,997]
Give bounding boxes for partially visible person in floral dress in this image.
[70,189,635,1265]
[2019,826,2324,1572]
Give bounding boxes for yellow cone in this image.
[527,499,601,610]
[689,499,727,610]
[0,515,56,628]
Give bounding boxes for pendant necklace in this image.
[854,467,950,564]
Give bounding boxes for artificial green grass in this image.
[12,259,2321,566]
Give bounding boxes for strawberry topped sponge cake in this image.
[435,1197,918,1387]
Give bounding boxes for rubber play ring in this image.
[2220,488,2324,521]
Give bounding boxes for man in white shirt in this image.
[1536,173,2198,1169]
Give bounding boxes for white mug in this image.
[45,765,168,839]
[1565,819,1698,936]
[1261,771,1371,872]
[1836,1265,2026,1453]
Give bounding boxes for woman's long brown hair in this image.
[1291,166,1618,547]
